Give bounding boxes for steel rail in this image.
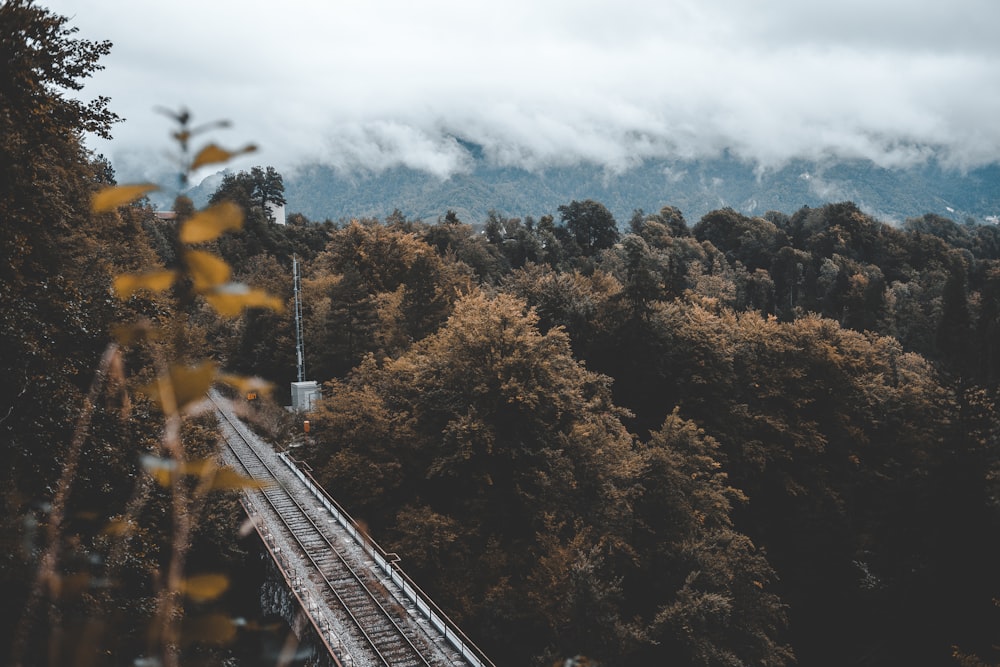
[210,393,431,667]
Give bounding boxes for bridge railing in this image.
[241,498,354,667]
[277,451,497,667]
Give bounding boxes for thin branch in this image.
[10,343,120,667]
[0,367,30,426]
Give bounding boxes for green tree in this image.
[483,209,548,270]
[419,212,506,282]
[250,165,286,211]
[225,253,295,383]
[314,264,381,378]
[618,234,664,320]
[975,266,1000,387]
[628,411,792,667]
[936,250,973,374]
[693,208,785,272]
[558,199,620,257]
[209,165,285,213]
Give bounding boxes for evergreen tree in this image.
[558,199,620,257]
[936,251,973,375]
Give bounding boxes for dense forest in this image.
[258,153,1000,230]
[5,2,1000,666]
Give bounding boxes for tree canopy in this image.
[8,3,1000,665]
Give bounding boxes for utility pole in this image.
[293,254,305,383]
[290,255,320,413]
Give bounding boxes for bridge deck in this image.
[211,392,491,667]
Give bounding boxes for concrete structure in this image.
[266,201,286,226]
[291,380,320,412]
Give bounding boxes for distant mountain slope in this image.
[202,154,1000,226]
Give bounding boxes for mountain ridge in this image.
[191,154,1000,226]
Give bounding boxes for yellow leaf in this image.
[91,183,159,213]
[218,373,275,397]
[210,466,270,491]
[180,202,244,244]
[141,457,219,485]
[101,518,134,537]
[181,574,230,602]
[185,250,231,291]
[141,454,177,486]
[180,458,217,477]
[204,283,284,317]
[190,143,257,171]
[181,613,237,646]
[113,270,178,299]
[140,361,217,413]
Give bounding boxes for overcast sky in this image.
[45,0,1000,184]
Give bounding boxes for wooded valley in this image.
[4,2,1000,665]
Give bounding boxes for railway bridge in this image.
[209,391,495,667]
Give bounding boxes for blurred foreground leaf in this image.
[190,142,257,171]
[181,574,230,603]
[141,455,176,487]
[113,271,178,299]
[210,467,270,491]
[180,202,243,243]
[218,373,275,397]
[140,361,218,413]
[204,283,284,317]
[185,250,231,291]
[91,183,159,213]
[101,518,134,537]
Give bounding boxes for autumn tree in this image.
[1,4,126,655]
[501,262,624,360]
[309,291,638,662]
[631,205,690,239]
[420,210,505,280]
[302,221,472,378]
[306,290,795,665]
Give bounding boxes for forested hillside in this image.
[232,200,1000,667]
[210,154,1000,227]
[186,171,1000,665]
[5,2,1000,667]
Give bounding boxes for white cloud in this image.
[43,0,1000,182]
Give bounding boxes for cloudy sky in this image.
[45,0,1000,184]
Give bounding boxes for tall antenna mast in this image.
[293,254,305,383]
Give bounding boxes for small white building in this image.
[266,201,286,226]
[291,380,320,412]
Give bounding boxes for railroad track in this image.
[208,391,440,667]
